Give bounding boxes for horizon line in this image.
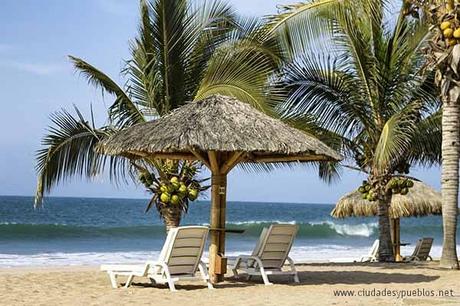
[0,194,334,206]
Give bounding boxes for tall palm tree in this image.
[270,0,441,261]
[407,0,459,269]
[35,0,283,230]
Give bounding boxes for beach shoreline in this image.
[1,261,458,306]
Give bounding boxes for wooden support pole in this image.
[394,218,401,262]
[208,151,228,283]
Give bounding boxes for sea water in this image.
[0,196,457,267]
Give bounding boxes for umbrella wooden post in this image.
[393,218,401,262]
[208,152,227,283]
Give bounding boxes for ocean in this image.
[0,196,457,267]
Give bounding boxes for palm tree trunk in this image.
[440,95,460,269]
[377,195,395,262]
[160,206,182,232]
[372,175,395,262]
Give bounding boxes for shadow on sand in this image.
[126,264,439,290]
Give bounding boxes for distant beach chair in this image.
[231,224,299,285]
[100,226,213,291]
[359,239,379,262]
[404,237,433,262]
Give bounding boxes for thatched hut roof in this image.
[97,95,342,163]
[331,181,442,219]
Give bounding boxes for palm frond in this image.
[69,56,145,127]
[406,110,442,167]
[279,54,370,138]
[194,36,284,112]
[149,0,188,111]
[183,0,237,96]
[35,107,132,207]
[373,101,422,171]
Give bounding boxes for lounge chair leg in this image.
[167,279,176,292]
[198,262,214,289]
[232,257,241,278]
[108,272,118,288]
[252,257,272,285]
[124,274,135,288]
[258,266,273,286]
[287,257,299,283]
[260,271,273,285]
[293,273,300,283]
[162,266,177,292]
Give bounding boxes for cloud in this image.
[0,60,66,76]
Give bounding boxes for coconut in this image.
[444,28,454,38]
[171,181,180,190]
[171,195,180,205]
[441,21,452,30]
[178,184,187,194]
[160,193,171,203]
[188,189,198,201]
[454,28,460,38]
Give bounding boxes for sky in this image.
[0,0,441,204]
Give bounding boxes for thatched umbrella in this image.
[331,181,441,261]
[97,94,341,282]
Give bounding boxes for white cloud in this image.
[0,60,66,76]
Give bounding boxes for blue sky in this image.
[0,0,440,204]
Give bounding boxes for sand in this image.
[0,262,459,306]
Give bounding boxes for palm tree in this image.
[270,0,441,261]
[407,0,459,269]
[35,0,283,230]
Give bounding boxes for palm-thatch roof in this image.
[331,181,442,219]
[97,95,342,163]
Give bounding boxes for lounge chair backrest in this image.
[161,226,209,275]
[251,227,269,256]
[369,239,379,258]
[255,224,298,269]
[412,237,433,260]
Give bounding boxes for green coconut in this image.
[160,193,171,203]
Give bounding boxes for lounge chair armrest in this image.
[231,255,260,269]
[236,255,252,259]
[286,256,296,265]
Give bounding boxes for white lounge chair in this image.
[231,224,299,285]
[100,226,213,291]
[359,239,379,262]
[404,237,433,261]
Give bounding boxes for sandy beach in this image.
[0,262,458,306]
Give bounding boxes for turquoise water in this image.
[0,196,456,267]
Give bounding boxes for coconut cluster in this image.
[440,20,460,46]
[157,176,199,205]
[358,178,414,202]
[138,162,205,210]
[437,1,460,47]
